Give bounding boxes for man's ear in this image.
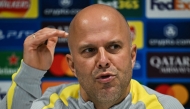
[66,54,77,77]
[131,44,137,69]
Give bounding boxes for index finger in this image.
[32,28,68,45]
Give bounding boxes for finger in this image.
[39,27,69,38]
[46,37,58,56]
[32,28,68,44]
[46,36,58,49]
[26,28,68,49]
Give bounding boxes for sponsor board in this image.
[147,52,190,77]
[146,0,190,18]
[148,83,190,107]
[41,80,77,93]
[41,0,90,17]
[41,22,70,48]
[0,0,38,18]
[95,0,142,17]
[147,22,190,48]
[132,51,143,78]
[0,51,22,78]
[46,51,143,78]
[0,81,11,101]
[0,22,38,48]
[128,21,143,49]
[41,21,143,48]
[45,52,75,78]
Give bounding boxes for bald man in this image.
[0,4,184,109]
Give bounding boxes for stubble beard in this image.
[77,67,132,104]
[95,83,122,103]
[95,70,131,103]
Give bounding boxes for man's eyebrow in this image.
[78,43,95,51]
[78,40,123,50]
[107,40,123,45]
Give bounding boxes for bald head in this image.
[66,5,136,105]
[68,4,131,54]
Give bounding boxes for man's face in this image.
[68,15,136,103]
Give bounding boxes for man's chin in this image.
[97,87,120,102]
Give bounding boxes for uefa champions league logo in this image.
[163,24,178,39]
[59,0,73,8]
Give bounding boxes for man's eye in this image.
[83,48,95,53]
[107,44,121,54]
[81,48,96,58]
[110,44,120,49]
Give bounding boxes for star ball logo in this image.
[46,53,75,78]
[0,0,38,18]
[59,0,73,8]
[148,83,190,107]
[42,0,90,17]
[163,24,178,39]
[147,22,190,47]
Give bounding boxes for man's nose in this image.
[96,48,110,69]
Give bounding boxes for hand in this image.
[23,27,68,71]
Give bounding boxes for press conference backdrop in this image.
[0,0,190,108]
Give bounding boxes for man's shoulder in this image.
[44,82,80,95]
[130,79,184,109]
[32,82,80,109]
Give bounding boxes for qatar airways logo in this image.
[150,56,190,69]
[147,53,190,77]
[146,0,190,18]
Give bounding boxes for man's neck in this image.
[94,101,115,109]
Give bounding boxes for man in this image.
[0,4,184,109]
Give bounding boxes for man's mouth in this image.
[96,73,116,83]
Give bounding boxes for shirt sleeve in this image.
[0,60,46,109]
[158,95,185,109]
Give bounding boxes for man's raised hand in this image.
[23,28,68,71]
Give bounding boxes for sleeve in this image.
[158,95,185,109]
[30,84,72,109]
[0,60,46,109]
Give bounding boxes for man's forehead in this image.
[68,4,130,50]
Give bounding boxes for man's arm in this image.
[0,28,68,109]
[0,61,46,109]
